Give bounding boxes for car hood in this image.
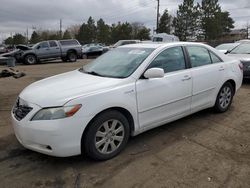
[19,70,125,107]
[228,54,250,61]
[1,49,21,57]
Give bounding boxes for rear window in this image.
[153,37,163,42]
[59,40,79,46]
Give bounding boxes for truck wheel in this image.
[67,52,77,62]
[24,54,37,65]
[82,110,130,161]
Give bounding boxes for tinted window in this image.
[209,51,222,63]
[40,42,49,48]
[148,47,186,73]
[59,40,79,46]
[187,46,212,67]
[49,41,58,47]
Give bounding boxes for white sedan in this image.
[11,42,243,160]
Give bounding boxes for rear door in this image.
[48,41,61,58]
[185,45,225,112]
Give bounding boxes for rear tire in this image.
[67,52,77,62]
[24,54,37,65]
[82,110,130,161]
[214,82,234,113]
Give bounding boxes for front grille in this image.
[13,98,33,121]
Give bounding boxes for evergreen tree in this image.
[4,37,13,45]
[201,0,234,40]
[157,9,172,34]
[30,31,40,44]
[77,17,96,44]
[173,0,200,41]
[131,22,150,40]
[12,33,26,45]
[136,27,151,40]
[63,30,72,39]
[96,18,110,44]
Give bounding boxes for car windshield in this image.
[216,43,239,51]
[82,47,154,78]
[230,43,250,54]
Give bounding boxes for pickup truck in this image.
[7,39,82,65]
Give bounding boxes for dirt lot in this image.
[0,60,250,188]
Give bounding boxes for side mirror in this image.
[225,50,230,54]
[144,68,164,79]
[37,46,41,49]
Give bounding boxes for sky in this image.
[0,0,250,42]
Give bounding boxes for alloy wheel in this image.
[95,119,125,154]
[219,86,232,109]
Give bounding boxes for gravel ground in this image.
[0,60,250,188]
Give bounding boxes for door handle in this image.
[182,75,191,81]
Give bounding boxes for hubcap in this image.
[27,56,35,64]
[95,119,125,154]
[219,86,232,109]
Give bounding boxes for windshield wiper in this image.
[86,71,106,77]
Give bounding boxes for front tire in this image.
[214,82,234,113]
[67,52,77,62]
[83,110,130,161]
[24,54,37,65]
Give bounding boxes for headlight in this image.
[31,104,81,121]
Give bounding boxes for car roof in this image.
[119,42,210,49]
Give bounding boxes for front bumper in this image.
[11,101,94,157]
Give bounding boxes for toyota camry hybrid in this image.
[11,42,243,160]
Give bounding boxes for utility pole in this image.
[26,27,29,44]
[60,19,62,39]
[156,0,160,33]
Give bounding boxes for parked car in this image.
[215,43,240,54]
[0,45,29,63]
[0,44,7,54]
[12,42,242,160]
[112,40,140,48]
[227,42,250,78]
[152,33,179,42]
[2,39,82,64]
[82,45,103,59]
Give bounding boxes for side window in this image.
[49,41,58,47]
[186,46,212,67]
[209,51,222,63]
[148,46,186,73]
[40,42,49,49]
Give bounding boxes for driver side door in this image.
[136,46,192,129]
[35,41,50,59]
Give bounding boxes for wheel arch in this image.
[224,79,236,95]
[67,49,77,55]
[80,107,135,153]
[23,53,38,64]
